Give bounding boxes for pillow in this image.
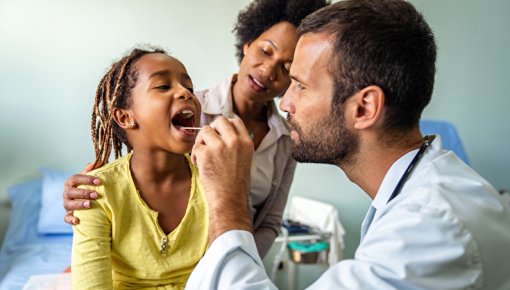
[7,179,42,209]
[37,168,73,235]
[1,179,42,277]
[2,179,42,250]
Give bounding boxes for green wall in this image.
[1,1,509,289]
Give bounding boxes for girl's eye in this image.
[155,84,170,90]
[186,87,194,93]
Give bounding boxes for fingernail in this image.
[90,192,98,199]
[93,178,100,185]
[84,201,91,208]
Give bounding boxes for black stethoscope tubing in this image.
[387,135,435,204]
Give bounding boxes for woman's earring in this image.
[129,121,136,128]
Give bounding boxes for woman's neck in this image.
[231,77,267,123]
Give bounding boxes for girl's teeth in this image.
[180,110,193,118]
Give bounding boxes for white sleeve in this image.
[185,230,278,290]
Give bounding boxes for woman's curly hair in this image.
[233,0,330,63]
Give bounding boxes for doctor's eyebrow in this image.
[289,74,306,86]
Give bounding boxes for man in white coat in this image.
[188,0,510,289]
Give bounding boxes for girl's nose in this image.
[175,86,194,102]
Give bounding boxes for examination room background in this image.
[1,0,509,287]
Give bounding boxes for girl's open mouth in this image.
[172,109,197,135]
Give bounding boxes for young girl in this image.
[71,47,207,289]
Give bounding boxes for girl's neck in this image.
[129,149,189,185]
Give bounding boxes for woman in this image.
[63,0,329,258]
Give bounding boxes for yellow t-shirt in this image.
[72,153,208,290]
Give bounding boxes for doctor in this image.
[188,0,510,289]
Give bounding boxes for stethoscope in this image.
[386,135,436,204]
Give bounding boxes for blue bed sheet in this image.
[0,180,72,290]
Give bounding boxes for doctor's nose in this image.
[280,89,294,114]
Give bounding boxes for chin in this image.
[177,145,194,155]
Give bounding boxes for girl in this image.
[71,47,207,289]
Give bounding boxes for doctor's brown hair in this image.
[298,0,437,134]
[91,47,166,167]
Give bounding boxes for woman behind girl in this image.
[72,47,206,289]
[195,0,328,256]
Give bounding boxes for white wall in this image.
[1,0,509,288]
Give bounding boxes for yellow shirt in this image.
[72,153,208,290]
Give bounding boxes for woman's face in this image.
[125,53,201,154]
[236,21,298,104]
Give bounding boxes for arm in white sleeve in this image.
[185,230,278,290]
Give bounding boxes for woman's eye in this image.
[296,82,305,90]
[282,65,290,75]
[186,87,194,93]
[261,48,270,56]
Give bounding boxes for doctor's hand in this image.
[63,163,101,225]
[191,117,254,245]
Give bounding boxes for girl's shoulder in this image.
[78,154,132,197]
[86,154,131,180]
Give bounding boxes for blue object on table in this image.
[282,219,311,234]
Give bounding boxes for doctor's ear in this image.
[112,108,137,129]
[348,85,385,130]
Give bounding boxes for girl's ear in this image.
[112,108,136,129]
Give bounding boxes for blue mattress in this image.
[0,180,72,290]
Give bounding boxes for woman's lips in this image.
[248,75,267,93]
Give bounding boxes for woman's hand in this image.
[63,163,101,225]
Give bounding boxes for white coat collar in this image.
[372,135,444,211]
